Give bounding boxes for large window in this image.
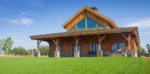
[89,43,100,52]
[76,18,85,30]
[112,43,125,51]
[72,45,81,51]
[70,17,104,30]
[87,17,96,28]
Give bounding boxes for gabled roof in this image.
[63,6,117,29]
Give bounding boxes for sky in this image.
[0,0,150,50]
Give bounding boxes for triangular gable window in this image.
[71,17,104,30]
[87,17,96,28]
[76,18,85,30]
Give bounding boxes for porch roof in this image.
[30,27,139,41]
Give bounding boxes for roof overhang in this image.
[30,27,139,41]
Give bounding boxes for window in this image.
[112,43,125,51]
[70,17,104,31]
[72,45,81,51]
[90,44,92,52]
[76,18,85,30]
[112,43,117,51]
[87,18,96,28]
[96,44,100,50]
[89,43,100,52]
[118,43,125,49]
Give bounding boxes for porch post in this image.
[74,37,80,57]
[127,34,131,50]
[35,40,41,57]
[133,38,138,57]
[96,35,103,57]
[54,39,60,58]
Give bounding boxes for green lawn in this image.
[0,57,150,74]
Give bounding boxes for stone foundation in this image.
[34,50,41,57]
[54,50,60,58]
[96,50,103,57]
[134,51,138,57]
[74,51,80,57]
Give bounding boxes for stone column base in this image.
[54,50,60,58]
[74,51,80,57]
[96,50,103,57]
[134,51,138,57]
[34,50,41,57]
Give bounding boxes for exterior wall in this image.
[48,34,135,57]
[102,34,127,52]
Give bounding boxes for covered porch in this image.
[30,27,139,58]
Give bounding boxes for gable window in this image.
[76,18,85,30]
[87,17,96,28]
[70,17,104,31]
[112,43,125,51]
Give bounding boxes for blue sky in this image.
[0,0,150,50]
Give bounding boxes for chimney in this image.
[90,6,98,11]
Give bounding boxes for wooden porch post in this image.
[133,38,138,57]
[127,34,131,50]
[96,35,105,57]
[122,34,132,57]
[36,40,41,57]
[74,37,80,57]
[52,39,60,58]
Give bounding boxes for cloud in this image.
[125,18,150,28]
[38,1,45,7]
[6,17,34,26]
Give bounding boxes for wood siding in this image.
[48,33,136,57]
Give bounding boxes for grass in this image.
[0,57,150,74]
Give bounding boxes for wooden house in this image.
[30,6,140,57]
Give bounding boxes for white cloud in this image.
[6,17,34,26]
[125,18,150,28]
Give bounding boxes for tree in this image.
[146,44,150,56]
[137,46,147,57]
[0,39,5,49]
[12,47,26,55]
[2,37,13,54]
[38,46,49,56]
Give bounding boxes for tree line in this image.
[137,44,150,57]
[0,37,49,56]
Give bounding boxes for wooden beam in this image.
[51,39,57,44]
[121,34,128,41]
[75,37,78,51]
[99,35,106,42]
[37,40,42,49]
